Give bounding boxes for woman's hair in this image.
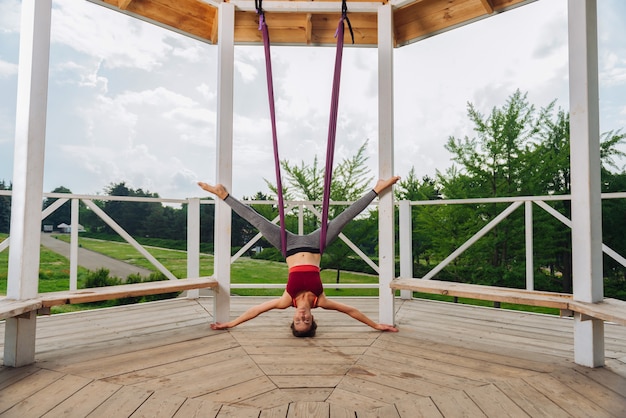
[291,320,317,337]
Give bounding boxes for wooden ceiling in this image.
[87,0,536,47]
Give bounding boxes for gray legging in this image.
[224,190,378,255]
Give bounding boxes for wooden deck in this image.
[1,296,626,417]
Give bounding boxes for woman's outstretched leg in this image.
[198,182,283,250]
[321,176,400,246]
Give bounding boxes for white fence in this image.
[1,190,625,293]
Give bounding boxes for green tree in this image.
[102,182,161,237]
[437,90,626,294]
[264,141,375,278]
[439,91,551,285]
[395,168,441,275]
[42,186,72,231]
[0,180,11,234]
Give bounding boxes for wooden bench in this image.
[1,277,218,319]
[0,298,43,321]
[390,277,626,326]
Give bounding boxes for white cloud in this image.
[235,59,260,84]
[171,41,205,63]
[0,58,17,78]
[53,59,109,92]
[0,0,21,34]
[196,83,215,101]
[601,52,626,87]
[51,0,172,71]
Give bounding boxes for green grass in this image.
[1,233,92,296]
[49,235,381,296]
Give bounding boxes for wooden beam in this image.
[305,13,312,45]
[570,299,626,325]
[230,1,382,13]
[39,277,218,307]
[391,278,573,310]
[118,0,133,10]
[0,299,43,321]
[479,0,494,14]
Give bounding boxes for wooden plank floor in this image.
[1,296,626,417]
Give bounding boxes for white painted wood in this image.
[568,0,603,303]
[7,0,51,300]
[214,2,236,323]
[186,198,200,298]
[82,200,177,280]
[228,1,383,13]
[41,197,67,219]
[535,200,626,268]
[3,310,37,367]
[377,3,395,325]
[568,0,603,367]
[399,201,413,299]
[69,198,79,291]
[4,0,52,367]
[574,313,605,367]
[525,201,534,290]
[421,201,523,280]
[0,237,8,252]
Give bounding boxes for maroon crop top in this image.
[287,265,323,307]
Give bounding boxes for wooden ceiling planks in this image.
[88,0,535,47]
[95,0,217,41]
[394,0,491,46]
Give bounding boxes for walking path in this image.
[40,233,154,279]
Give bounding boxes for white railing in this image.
[0,191,381,291]
[398,193,626,291]
[1,190,625,293]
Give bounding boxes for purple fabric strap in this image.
[258,8,348,256]
[259,12,287,257]
[319,16,346,254]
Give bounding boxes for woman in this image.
[197,176,400,336]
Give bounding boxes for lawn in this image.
[6,234,381,297]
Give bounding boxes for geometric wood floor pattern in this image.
[1,296,626,417]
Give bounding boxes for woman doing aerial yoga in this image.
[198,0,399,337]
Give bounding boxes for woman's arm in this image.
[316,295,398,332]
[211,291,292,330]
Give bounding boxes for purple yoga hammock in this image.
[257,0,353,256]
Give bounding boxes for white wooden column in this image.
[186,197,200,298]
[213,2,235,322]
[69,198,79,290]
[525,200,534,290]
[378,3,395,325]
[568,0,604,368]
[4,0,52,367]
[399,200,412,299]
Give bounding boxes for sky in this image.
[0,0,625,200]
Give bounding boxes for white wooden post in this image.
[525,201,533,291]
[213,2,235,322]
[187,197,200,298]
[4,0,52,367]
[378,3,395,325]
[399,200,412,299]
[69,198,79,290]
[568,0,604,368]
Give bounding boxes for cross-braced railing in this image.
[1,190,625,293]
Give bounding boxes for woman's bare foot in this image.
[197,182,229,200]
[373,176,401,194]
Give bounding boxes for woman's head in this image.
[291,307,316,337]
[291,319,317,337]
